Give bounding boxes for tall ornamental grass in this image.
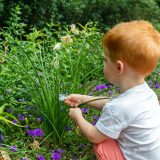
[1,22,103,144]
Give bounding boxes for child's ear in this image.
[116,60,124,75]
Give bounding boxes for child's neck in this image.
[118,71,145,93]
[119,79,145,93]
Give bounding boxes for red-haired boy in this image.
[65,20,160,160]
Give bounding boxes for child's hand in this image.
[69,107,82,121]
[64,94,82,107]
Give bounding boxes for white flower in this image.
[61,35,73,44]
[70,24,76,29]
[70,24,79,35]
[53,43,61,50]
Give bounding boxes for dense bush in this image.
[0,0,3,17]
[54,0,160,30]
[0,0,160,30]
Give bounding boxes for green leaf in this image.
[0,124,5,132]
[0,103,8,114]
[0,64,2,72]
[0,95,4,101]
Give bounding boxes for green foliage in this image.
[52,0,160,28]
[0,0,3,18]
[0,0,160,30]
[6,5,26,39]
[0,103,26,128]
[1,20,103,145]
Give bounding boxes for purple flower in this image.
[0,134,4,143]
[27,128,44,137]
[92,115,100,121]
[107,84,113,88]
[81,108,88,114]
[91,115,99,126]
[10,145,17,152]
[18,114,25,121]
[57,148,65,155]
[51,151,61,160]
[94,84,108,91]
[37,155,45,160]
[26,106,31,111]
[34,128,44,137]
[27,130,35,136]
[12,120,18,124]
[37,116,43,122]
[25,125,29,129]
[91,121,97,126]
[7,108,13,113]
[65,125,72,131]
[22,158,29,160]
[108,90,113,95]
[80,144,85,148]
[155,82,160,89]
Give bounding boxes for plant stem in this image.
[77,97,110,107]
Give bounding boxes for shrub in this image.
[1,0,160,30]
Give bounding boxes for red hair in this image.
[103,20,160,76]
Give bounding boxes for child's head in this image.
[103,20,160,76]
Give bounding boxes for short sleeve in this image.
[95,102,129,139]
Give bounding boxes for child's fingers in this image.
[64,100,77,107]
[70,102,77,107]
[64,100,71,106]
[64,100,69,104]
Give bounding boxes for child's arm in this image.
[69,107,110,143]
[65,94,109,109]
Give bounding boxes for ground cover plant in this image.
[0,9,160,160]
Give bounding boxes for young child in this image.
[65,20,160,160]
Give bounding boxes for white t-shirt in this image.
[96,82,160,160]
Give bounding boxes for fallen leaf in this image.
[0,150,11,160]
[30,139,40,150]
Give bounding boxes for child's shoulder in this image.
[104,82,159,117]
[115,82,155,103]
